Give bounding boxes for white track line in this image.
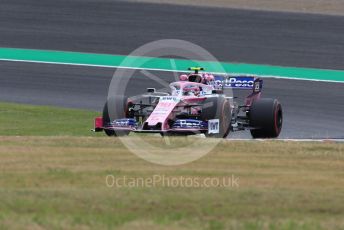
[1,58,344,84]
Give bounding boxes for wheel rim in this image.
[274,104,283,135]
[221,100,231,137]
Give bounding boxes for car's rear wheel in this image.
[102,96,130,137]
[249,98,283,138]
[201,97,231,138]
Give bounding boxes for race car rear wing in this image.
[213,76,263,93]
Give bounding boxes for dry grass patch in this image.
[0,136,343,229]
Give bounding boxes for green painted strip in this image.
[0,47,343,82]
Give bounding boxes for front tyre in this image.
[249,98,283,138]
[102,96,130,137]
[201,97,231,138]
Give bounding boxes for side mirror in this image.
[147,88,156,93]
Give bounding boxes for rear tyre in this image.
[201,97,231,138]
[102,96,130,137]
[249,98,283,138]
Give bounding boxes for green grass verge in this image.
[0,102,344,229]
[0,102,99,136]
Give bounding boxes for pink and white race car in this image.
[94,67,283,138]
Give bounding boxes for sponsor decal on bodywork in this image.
[213,76,255,89]
[146,96,180,126]
[211,76,263,92]
[208,119,220,134]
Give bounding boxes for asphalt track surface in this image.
[1,0,344,69]
[0,0,344,138]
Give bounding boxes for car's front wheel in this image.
[102,96,130,137]
[201,97,231,138]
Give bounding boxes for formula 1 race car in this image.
[94,67,283,138]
